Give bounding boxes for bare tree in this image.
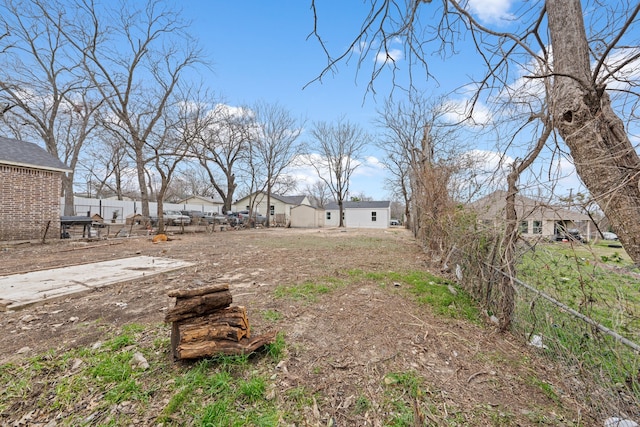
[148,89,197,234]
[80,130,134,200]
[248,101,304,226]
[304,180,332,208]
[49,0,204,220]
[270,175,299,196]
[176,166,219,201]
[308,118,369,227]
[0,0,102,215]
[376,93,465,231]
[350,192,373,202]
[191,103,252,213]
[311,1,640,263]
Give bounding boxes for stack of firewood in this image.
[165,283,276,360]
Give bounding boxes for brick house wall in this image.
[0,164,63,241]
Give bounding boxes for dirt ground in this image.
[0,226,600,425]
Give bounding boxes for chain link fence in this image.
[445,225,640,420]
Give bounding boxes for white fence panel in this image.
[61,197,224,223]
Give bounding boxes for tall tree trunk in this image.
[157,197,165,234]
[134,143,150,218]
[62,173,75,216]
[499,171,519,331]
[266,190,272,228]
[547,0,640,263]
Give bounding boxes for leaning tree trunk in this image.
[547,0,640,264]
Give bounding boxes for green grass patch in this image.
[159,349,284,425]
[354,395,371,414]
[261,309,282,322]
[528,376,560,403]
[264,332,286,361]
[384,371,423,398]
[381,370,437,426]
[1,322,287,426]
[273,279,340,303]
[346,269,480,322]
[275,269,480,323]
[515,242,640,405]
[284,385,315,407]
[518,243,640,341]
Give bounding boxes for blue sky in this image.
[178,1,457,200]
[178,1,591,201]
[5,0,626,202]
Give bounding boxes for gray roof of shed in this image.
[0,136,71,172]
[270,194,307,205]
[325,201,390,210]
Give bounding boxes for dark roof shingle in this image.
[0,136,71,172]
[271,194,307,205]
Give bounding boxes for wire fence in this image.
[447,229,640,421]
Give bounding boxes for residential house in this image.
[0,136,71,241]
[324,201,391,229]
[470,190,592,239]
[233,192,310,226]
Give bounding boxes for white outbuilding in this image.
[324,201,391,229]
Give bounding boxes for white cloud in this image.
[353,155,386,176]
[548,156,585,196]
[464,149,513,173]
[453,149,514,200]
[598,47,640,91]
[375,48,404,65]
[443,98,492,126]
[467,0,515,24]
[286,154,388,199]
[208,103,252,120]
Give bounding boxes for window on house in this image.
[519,220,529,233]
[270,205,275,215]
[326,212,331,220]
[245,205,250,211]
[533,220,542,234]
[371,211,377,221]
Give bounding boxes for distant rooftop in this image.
[271,194,307,205]
[325,201,391,210]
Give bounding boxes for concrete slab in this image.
[0,256,193,310]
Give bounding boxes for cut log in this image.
[166,284,276,360]
[175,306,251,343]
[164,289,232,323]
[174,330,278,360]
[167,283,229,298]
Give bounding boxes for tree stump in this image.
[165,283,276,360]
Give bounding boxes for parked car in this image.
[390,219,400,226]
[602,231,619,240]
[163,210,191,226]
[226,211,243,226]
[237,210,267,226]
[554,228,583,242]
[204,211,228,225]
[181,210,208,224]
